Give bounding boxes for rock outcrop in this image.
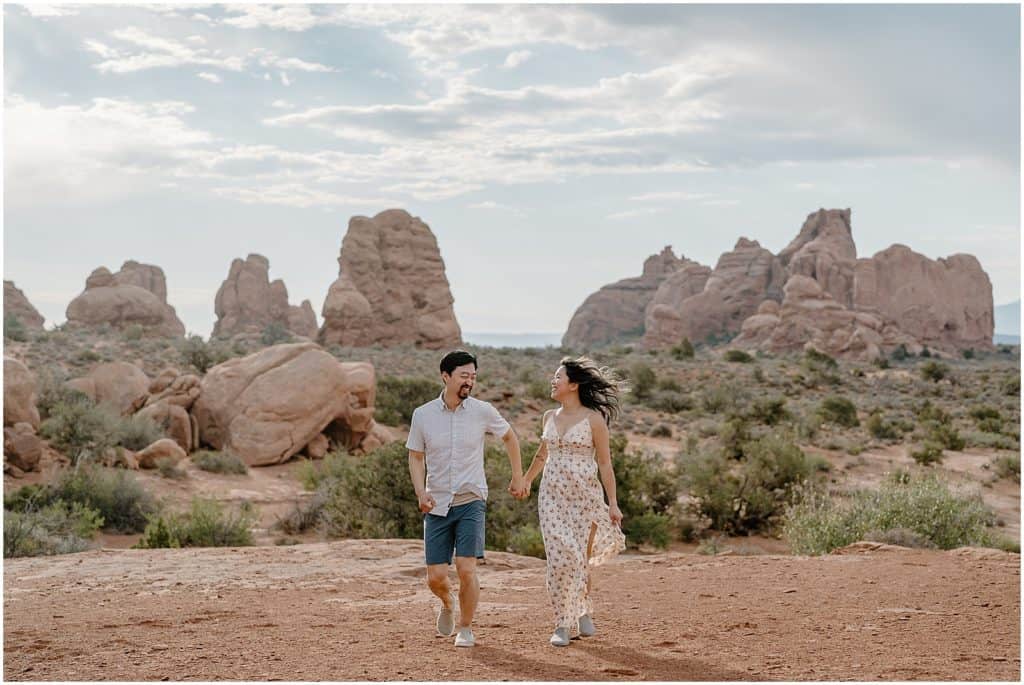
[136,438,187,469]
[853,245,994,351]
[3,357,41,429]
[65,261,185,337]
[641,259,713,348]
[191,342,383,466]
[777,209,857,308]
[4,281,45,329]
[212,254,318,340]
[563,247,686,348]
[319,209,462,349]
[4,422,42,473]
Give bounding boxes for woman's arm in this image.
[591,412,623,526]
[521,410,551,492]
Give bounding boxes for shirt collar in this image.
[437,391,469,413]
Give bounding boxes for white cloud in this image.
[191,14,212,24]
[197,71,222,84]
[629,191,710,202]
[502,50,533,69]
[279,72,291,87]
[608,207,665,220]
[212,183,394,209]
[271,100,294,110]
[185,35,206,44]
[21,4,78,18]
[372,69,398,80]
[91,27,245,74]
[794,182,815,190]
[222,5,323,32]
[702,199,740,207]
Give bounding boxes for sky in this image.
[4,2,1021,338]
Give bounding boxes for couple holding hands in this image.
[407,350,626,648]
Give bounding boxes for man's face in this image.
[443,363,477,400]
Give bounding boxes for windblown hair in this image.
[560,356,624,425]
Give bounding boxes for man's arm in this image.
[502,428,525,496]
[408,449,435,513]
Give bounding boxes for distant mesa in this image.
[65,261,186,337]
[3,280,45,330]
[563,208,994,359]
[319,209,462,349]
[212,253,318,340]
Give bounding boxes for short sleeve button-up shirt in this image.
[406,393,511,517]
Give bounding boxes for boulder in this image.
[191,343,380,466]
[137,401,194,453]
[3,357,40,429]
[65,262,185,337]
[319,209,462,349]
[563,246,686,348]
[136,438,187,469]
[4,422,42,472]
[3,281,45,329]
[68,362,150,416]
[303,433,329,459]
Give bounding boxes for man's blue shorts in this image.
[424,500,486,565]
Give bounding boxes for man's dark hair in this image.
[440,350,477,376]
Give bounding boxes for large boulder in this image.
[853,245,994,352]
[212,253,318,339]
[661,238,786,345]
[137,401,195,454]
[3,357,40,429]
[191,343,380,466]
[136,438,187,469]
[68,362,150,416]
[4,422,42,472]
[319,209,462,349]
[777,208,858,307]
[65,262,185,337]
[563,247,686,348]
[4,281,45,330]
[144,368,201,411]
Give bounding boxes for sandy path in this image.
[3,540,1019,681]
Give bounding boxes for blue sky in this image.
[4,3,1020,337]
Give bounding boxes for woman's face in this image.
[550,365,578,401]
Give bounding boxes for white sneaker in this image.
[549,627,570,647]
[578,614,596,637]
[454,627,476,647]
[436,603,455,637]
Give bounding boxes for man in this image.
[407,349,525,648]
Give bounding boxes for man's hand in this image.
[508,476,528,500]
[418,492,436,513]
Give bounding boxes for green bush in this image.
[965,431,1019,451]
[610,435,682,548]
[991,454,1020,483]
[50,466,158,533]
[507,524,546,558]
[724,349,754,363]
[375,376,439,425]
[818,396,859,428]
[155,457,187,479]
[911,441,944,466]
[783,473,998,555]
[123,324,145,341]
[801,349,840,386]
[919,361,949,382]
[117,414,164,451]
[718,415,752,459]
[260,322,293,346]
[526,379,551,400]
[34,368,90,421]
[647,390,692,413]
[670,338,695,360]
[750,397,789,426]
[1002,376,1020,397]
[915,400,950,424]
[925,421,965,451]
[40,399,122,465]
[192,450,248,475]
[649,424,672,438]
[179,335,235,374]
[681,432,817,535]
[4,314,28,342]
[4,502,103,558]
[891,344,910,361]
[866,411,901,440]
[630,364,657,400]
[961,348,975,360]
[136,498,256,548]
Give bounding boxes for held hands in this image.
[508,475,530,500]
[417,492,436,513]
[609,504,623,527]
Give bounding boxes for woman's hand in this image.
[609,504,623,527]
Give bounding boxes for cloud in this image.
[222,5,323,32]
[502,50,532,69]
[608,207,665,220]
[271,100,294,110]
[89,27,245,74]
[280,72,291,86]
[21,4,78,18]
[629,191,710,202]
[197,71,221,84]
[212,183,394,209]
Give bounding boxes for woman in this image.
[520,356,626,647]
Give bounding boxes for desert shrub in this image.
[610,435,682,549]
[74,349,101,364]
[920,346,932,358]
[123,324,144,341]
[795,410,822,440]
[718,415,752,459]
[750,397,789,426]
[275,491,327,535]
[136,498,255,548]
[483,440,545,556]
[50,466,157,533]
[192,450,248,475]
[4,313,28,342]
[3,502,103,558]
[872,357,890,369]
[657,377,682,392]
[919,361,949,382]
[724,349,754,364]
[977,417,1004,434]
[914,400,950,424]
[911,441,944,466]
[40,399,122,465]
[260,322,293,346]
[649,424,672,438]
[891,344,910,361]
[155,457,187,479]
[179,335,235,374]
[1001,376,1020,397]
[961,348,975,360]
[801,349,840,386]
[783,473,998,555]
[34,369,91,420]
[866,411,901,440]
[965,431,1019,451]
[526,379,551,400]
[863,527,938,549]
[990,454,1020,483]
[925,422,965,451]
[818,396,859,428]
[375,376,439,425]
[670,338,695,360]
[630,363,657,400]
[681,432,816,535]
[969,404,1000,423]
[507,524,546,558]
[647,390,692,414]
[117,414,164,451]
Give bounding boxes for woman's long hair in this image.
[560,356,624,425]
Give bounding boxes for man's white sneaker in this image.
[549,627,570,647]
[578,614,596,637]
[454,627,476,647]
[436,601,455,637]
